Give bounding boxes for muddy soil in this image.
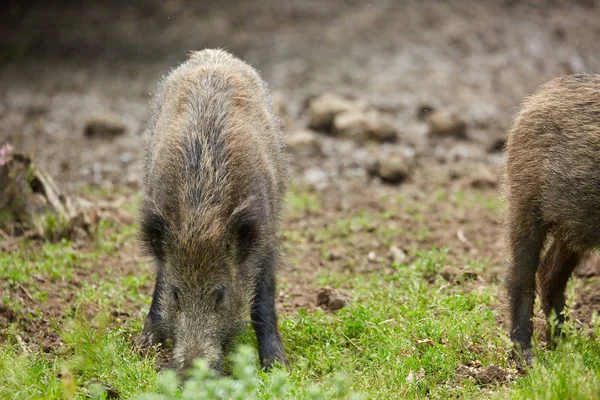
[1,0,600,351]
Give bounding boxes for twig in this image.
[457,229,475,249]
[18,284,34,303]
[16,335,30,354]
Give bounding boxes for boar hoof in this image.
[261,354,289,370]
[260,343,289,370]
[135,332,155,350]
[511,346,534,370]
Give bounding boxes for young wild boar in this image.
[138,49,289,373]
[504,74,600,365]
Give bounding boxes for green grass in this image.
[286,186,321,216]
[0,189,599,399]
[2,238,599,399]
[0,316,158,399]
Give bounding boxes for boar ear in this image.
[139,204,169,263]
[226,196,264,264]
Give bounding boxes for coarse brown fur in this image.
[503,73,600,366]
[138,49,289,373]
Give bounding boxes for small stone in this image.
[367,251,377,263]
[119,152,134,165]
[285,130,323,157]
[448,168,461,180]
[333,110,397,143]
[427,110,468,139]
[316,287,350,312]
[388,246,407,264]
[328,299,345,311]
[467,167,498,189]
[366,111,398,142]
[307,93,366,132]
[304,168,328,190]
[369,157,411,185]
[333,110,368,139]
[445,143,486,163]
[328,247,346,261]
[84,112,127,139]
[441,266,459,283]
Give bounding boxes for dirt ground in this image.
[1,0,600,353]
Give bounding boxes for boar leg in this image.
[507,209,545,366]
[538,239,580,346]
[142,262,169,346]
[251,247,288,369]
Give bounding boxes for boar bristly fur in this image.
[503,74,600,366]
[138,49,288,373]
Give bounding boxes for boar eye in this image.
[214,286,228,310]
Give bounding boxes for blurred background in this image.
[1,0,599,191]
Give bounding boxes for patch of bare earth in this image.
[0,225,152,354]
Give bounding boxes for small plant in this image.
[286,188,321,215]
[135,345,361,400]
[33,211,71,242]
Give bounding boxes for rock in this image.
[119,152,135,165]
[307,93,365,132]
[332,110,368,139]
[388,246,407,265]
[316,287,350,312]
[368,157,411,185]
[444,143,486,163]
[327,247,347,261]
[440,266,459,283]
[304,168,328,190]
[367,114,398,142]
[427,110,468,139]
[367,251,378,263]
[466,167,498,189]
[285,130,323,157]
[447,167,461,181]
[333,110,397,143]
[84,112,127,139]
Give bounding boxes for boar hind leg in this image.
[251,247,288,369]
[506,207,545,366]
[142,263,169,346]
[538,239,580,345]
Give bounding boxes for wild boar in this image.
[138,49,289,373]
[503,74,600,365]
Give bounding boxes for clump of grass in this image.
[0,345,63,398]
[286,187,320,215]
[136,345,361,400]
[510,344,600,400]
[0,239,81,285]
[31,210,71,242]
